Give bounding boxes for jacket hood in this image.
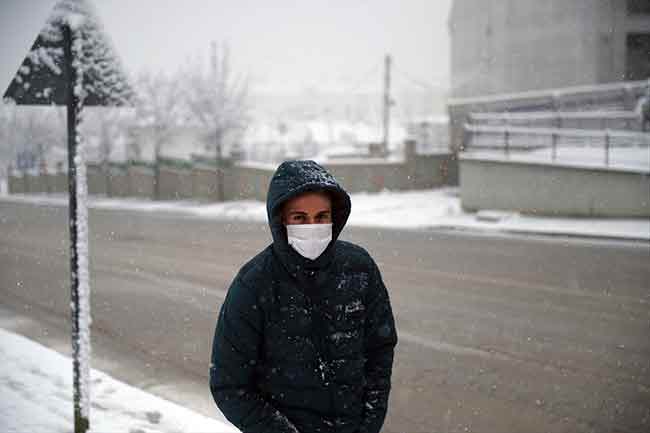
[266,160,351,270]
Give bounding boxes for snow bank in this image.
[1,188,648,240]
[0,328,238,433]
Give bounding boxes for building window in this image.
[626,33,650,80]
[627,0,650,15]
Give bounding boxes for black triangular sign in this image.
[3,0,133,107]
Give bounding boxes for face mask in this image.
[286,223,332,260]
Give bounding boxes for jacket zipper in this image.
[304,295,336,417]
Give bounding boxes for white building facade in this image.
[449,0,650,98]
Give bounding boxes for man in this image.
[210,160,398,433]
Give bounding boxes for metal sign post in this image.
[62,23,88,433]
[3,2,132,432]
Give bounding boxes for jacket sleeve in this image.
[358,260,398,433]
[210,276,300,433]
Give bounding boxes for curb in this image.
[428,225,650,244]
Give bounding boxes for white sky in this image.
[0,0,452,97]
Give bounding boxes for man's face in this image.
[282,192,332,225]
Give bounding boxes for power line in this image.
[393,65,442,91]
[342,60,383,95]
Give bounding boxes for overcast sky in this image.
[0,0,451,97]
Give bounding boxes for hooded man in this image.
[210,160,398,433]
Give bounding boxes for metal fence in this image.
[447,80,649,153]
[463,123,650,167]
[468,111,643,131]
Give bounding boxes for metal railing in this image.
[468,111,643,131]
[463,123,650,167]
[448,80,650,152]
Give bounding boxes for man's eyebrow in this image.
[287,210,307,215]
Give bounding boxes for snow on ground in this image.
[347,189,650,240]
[2,188,649,240]
[0,328,238,433]
[462,145,650,173]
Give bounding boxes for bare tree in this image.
[0,100,69,184]
[183,42,250,201]
[0,102,16,184]
[78,106,134,195]
[133,70,185,199]
[17,107,66,173]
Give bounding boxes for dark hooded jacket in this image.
[210,160,398,433]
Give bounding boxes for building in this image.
[449,0,650,98]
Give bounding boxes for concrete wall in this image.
[191,166,219,201]
[25,175,48,193]
[87,164,108,196]
[8,151,456,201]
[460,158,650,217]
[324,144,457,192]
[108,166,130,197]
[50,173,67,193]
[128,166,154,199]
[227,166,274,201]
[324,163,405,193]
[158,166,193,200]
[413,153,459,188]
[79,164,155,199]
[8,175,24,193]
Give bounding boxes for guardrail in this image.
[448,80,649,152]
[468,111,643,131]
[463,124,650,167]
[449,80,648,110]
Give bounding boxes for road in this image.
[1,200,649,433]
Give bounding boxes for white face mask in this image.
[286,223,333,260]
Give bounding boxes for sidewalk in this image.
[0,327,238,433]
[1,188,648,241]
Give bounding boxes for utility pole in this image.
[382,54,392,156]
[153,128,161,200]
[211,40,224,201]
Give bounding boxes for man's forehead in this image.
[284,192,332,210]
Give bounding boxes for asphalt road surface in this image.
[1,200,649,433]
